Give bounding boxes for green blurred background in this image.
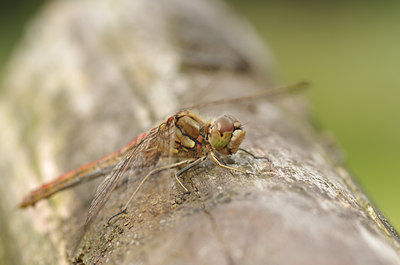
[0,0,398,234]
[228,0,400,231]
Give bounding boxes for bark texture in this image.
[0,0,399,264]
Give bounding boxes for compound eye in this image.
[215,116,234,134]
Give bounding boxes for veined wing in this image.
[184,81,309,110]
[18,135,146,208]
[78,115,176,244]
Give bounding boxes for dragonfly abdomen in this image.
[18,133,147,208]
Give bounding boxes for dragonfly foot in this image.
[180,191,191,201]
[107,208,127,225]
[238,148,271,162]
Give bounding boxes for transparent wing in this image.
[75,115,176,249]
[184,81,309,110]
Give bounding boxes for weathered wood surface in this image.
[0,0,399,264]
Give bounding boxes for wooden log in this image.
[0,0,399,264]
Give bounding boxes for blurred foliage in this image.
[0,0,46,76]
[0,1,45,264]
[228,0,400,231]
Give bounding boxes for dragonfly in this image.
[18,81,308,248]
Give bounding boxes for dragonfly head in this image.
[209,115,246,155]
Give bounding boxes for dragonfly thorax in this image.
[172,111,245,158]
[209,115,246,155]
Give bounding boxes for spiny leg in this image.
[107,159,196,224]
[238,148,271,162]
[210,151,248,175]
[238,148,276,175]
[174,156,207,198]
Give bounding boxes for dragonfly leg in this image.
[238,148,275,175]
[174,156,207,194]
[107,159,196,225]
[210,151,247,174]
[238,148,271,162]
